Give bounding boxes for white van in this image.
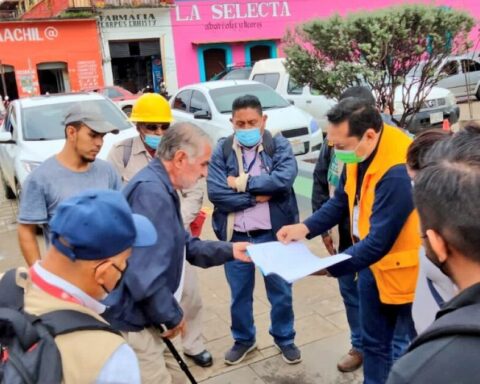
[249,58,336,133]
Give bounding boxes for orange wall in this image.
[0,19,104,98]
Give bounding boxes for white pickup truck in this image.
[249,58,336,135]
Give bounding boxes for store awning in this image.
[192,37,281,45]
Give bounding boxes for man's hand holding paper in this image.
[246,241,350,283]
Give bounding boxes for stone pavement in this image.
[187,207,363,383]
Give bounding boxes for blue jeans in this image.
[338,274,414,359]
[338,273,362,351]
[358,268,416,384]
[225,231,295,347]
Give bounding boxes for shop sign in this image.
[77,60,100,89]
[99,13,157,28]
[175,1,291,22]
[0,26,59,43]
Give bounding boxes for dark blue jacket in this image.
[207,134,299,241]
[103,159,233,331]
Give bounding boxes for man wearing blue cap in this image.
[17,102,122,267]
[16,189,157,383]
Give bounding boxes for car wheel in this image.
[476,88,480,101]
[122,106,133,117]
[1,173,16,200]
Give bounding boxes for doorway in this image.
[109,39,162,93]
[245,41,277,66]
[203,48,227,81]
[0,64,19,100]
[37,62,70,94]
[250,45,271,63]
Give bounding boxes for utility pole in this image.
[0,60,8,100]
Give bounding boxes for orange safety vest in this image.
[344,124,420,305]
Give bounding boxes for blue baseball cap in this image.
[50,189,157,261]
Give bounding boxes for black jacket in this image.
[387,282,480,384]
[311,142,352,252]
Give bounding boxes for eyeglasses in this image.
[141,123,170,132]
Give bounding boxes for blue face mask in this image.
[235,127,262,147]
[144,135,162,150]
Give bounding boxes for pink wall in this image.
[170,0,480,87]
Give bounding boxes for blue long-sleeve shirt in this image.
[304,154,414,277]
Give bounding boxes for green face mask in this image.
[334,139,366,164]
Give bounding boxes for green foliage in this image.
[283,4,475,128]
[58,10,96,18]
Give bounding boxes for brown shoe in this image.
[337,348,363,372]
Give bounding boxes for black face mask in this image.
[423,235,450,277]
[95,261,129,295]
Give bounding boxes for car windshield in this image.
[222,68,252,80]
[22,99,132,141]
[210,84,290,113]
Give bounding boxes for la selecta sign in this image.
[0,26,59,43]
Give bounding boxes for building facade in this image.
[98,6,177,94]
[170,0,480,88]
[0,19,103,98]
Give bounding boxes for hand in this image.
[227,176,237,190]
[276,223,310,244]
[311,269,328,276]
[162,318,186,339]
[232,241,252,263]
[310,269,331,277]
[255,195,271,203]
[322,234,337,256]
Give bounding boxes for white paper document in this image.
[246,241,351,283]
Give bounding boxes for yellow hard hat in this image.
[130,93,173,123]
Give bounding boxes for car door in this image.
[437,59,464,98]
[171,89,193,124]
[460,59,480,97]
[0,105,18,189]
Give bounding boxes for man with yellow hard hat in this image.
[108,93,213,369]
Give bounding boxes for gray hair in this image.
[156,122,212,161]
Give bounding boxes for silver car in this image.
[408,55,480,100]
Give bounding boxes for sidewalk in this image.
[186,203,363,383]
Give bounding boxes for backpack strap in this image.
[222,135,234,161]
[122,137,134,168]
[262,130,276,158]
[40,310,121,337]
[222,130,277,161]
[0,268,25,310]
[409,303,480,351]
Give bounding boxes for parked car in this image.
[88,85,139,116]
[392,84,459,134]
[210,64,252,81]
[170,80,323,155]
[249,58,336,133]
[407,55,480,100]
[0,93,136,199]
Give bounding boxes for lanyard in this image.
[427,278,445,307]
[29,267,83,306]
[242,148,259,174]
